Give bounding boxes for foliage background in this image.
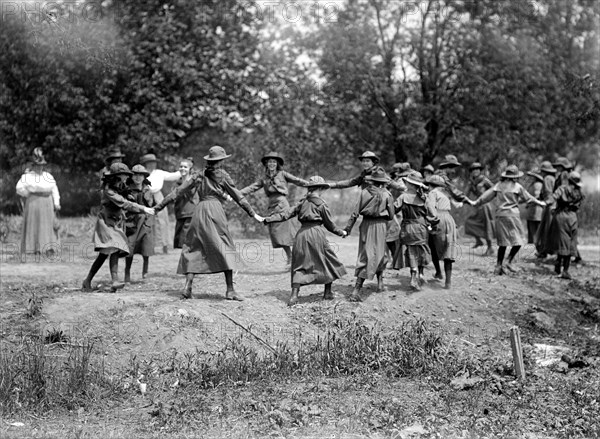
[1,0,598,217]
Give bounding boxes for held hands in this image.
[144,207,156,216]
[253,213,265,222]
[54,204,61,212]
[341,230,348,238]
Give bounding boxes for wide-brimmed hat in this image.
[204,145,231,161]
[553,157,573,170]
[139,153,158,165]
[261,151,284,166]
[405,171,426,187]
[105,146,125,161]
[131,164,150,176]
[469,162,483,171]
[526,170,544,182]
[104,162,132,176]
[501,165,524,179]
[365,168,391,184]
[439,154,461,168]
[422,164,435,174]
[426,175,446,187]
[358,151,379,163]
[306,175,330,189]
[32,147,47,165]
[568,171,582,188]
[540,161,557,174]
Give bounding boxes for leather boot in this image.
[349,278,364,302]
[225,270,243,301]
[444,261,452,290]
[376,272,385,293]
[554,258,562,275]
[323,283,334,300]
[182,274,194,299]
[288,287,300,306]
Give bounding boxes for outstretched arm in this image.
[329,174,363,189]
[320,203,346,237]
[472,187,497,207]
[264,202,301,223]
[220,172,256,216]
[154,176,200,211]
[240,179,264,196]
[283,171,310,187]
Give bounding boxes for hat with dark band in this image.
[501,165,524,179]
[405,171,426,187]
[203,145,231,161]
[426,174,446,187]
[105,162,132,176]
[553,157,573,170]
[261,151,284,166]
[358,151,380,163]
[422,164,435,173]
[306,175,330,189]
[540,161,557,174]
[365,168,391,184]
[131,164,150,176]
[105,146,126,161]
[526,170,544,182]
[439,154,461,168]
[139,153,158,165]
[568,171,582,188]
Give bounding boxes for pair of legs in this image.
[554,255,572,279]
[494,246,521,275]
[124,255,149,282]
[288,282,334,306]
[409,266,427,291]
[182,270,242,301]
[430,252,454,289]
[82,252,124,292]
[349,272,385,302]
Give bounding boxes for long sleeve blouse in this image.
[16,171,60,208]
[264,193,345,236]
[345,185,395,233]
[156,167,256,217]
[240,170,309,197]
[473,180,537,218]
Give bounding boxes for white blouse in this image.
[147,169,181,194]
[16,171,60,208]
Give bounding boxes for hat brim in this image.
[365,176,391,184]
[501,171,524,179]
[132,171,150,177]
[106,170,132,176]
[261,156,284,166]
[541,168,557,174]
[358,155,379,162]
[405,177,426,187]
[204,154,232,161]
[569,180,583,188]
[32,160,47,165]
[426,179,446,187]
[439,161,461,168]
[398,171,412,177]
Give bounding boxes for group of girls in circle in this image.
[81,145,584,306]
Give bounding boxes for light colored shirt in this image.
[147,169,181,194]
[16,171,60,208]
[474,180,536,218]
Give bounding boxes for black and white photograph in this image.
[0,0,599,437]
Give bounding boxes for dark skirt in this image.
[464,204,495,241]
[430,210,458,261]
[527,220,540,245]
[93,214,129,257]
[547,211,578,257]
[177,199,237,274]
[174,216,192,249]
[267,195,297,248]
[534,205,554,254]
[127,216,155,257]
[404,244,431,268]
[291,224,346,286]
[21,194,59,254]
[355,218,388,280]
[495,216,525,247]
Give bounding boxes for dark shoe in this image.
[572,256,582,264]
[163,245,168,255]
[473,240,484,249]
[182,278,193,299]
[433,272,444,281]
[288,287,300,306]
[323,284,334,300]
[560,271,572,280]
[444,279,452,290]
[142,272,148,279]
[493,265,504,275]
[410,273,420,291]
[124,274,131,284]
[110,281,125,293]
[418,274,427,286]
[554,261,561,275]
[82,280,96,292]
[225,289,244,301]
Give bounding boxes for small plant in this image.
[25,292,43,318]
